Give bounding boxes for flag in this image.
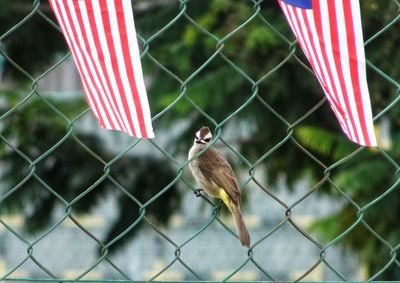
[49,0,154,138]
[278,0,377,146]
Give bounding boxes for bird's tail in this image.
[218,188,250,247]
[228,203,250,247]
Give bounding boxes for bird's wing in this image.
[198,148,241,203]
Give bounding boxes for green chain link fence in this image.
[0,0,400,282]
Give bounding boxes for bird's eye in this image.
[195,136,199,140]
[204,138,211,142]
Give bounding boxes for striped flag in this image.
[278,0,377,146]
[49,0,154,138]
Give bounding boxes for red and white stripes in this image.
[278,0,377,146]
[49,0,154,138]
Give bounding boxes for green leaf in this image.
[333,160,389,196]
[295,126,338,156]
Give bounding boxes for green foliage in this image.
[0,92,180,253]
[128,2,400,276]
[140,0,335,187]
[333,160,390,198]
[245,25,279,51]
[296,122,400,279]
[0,1,66,80]
[296,126,352,158]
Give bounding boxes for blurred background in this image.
[0,0,400,281]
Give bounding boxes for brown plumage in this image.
[188,126,250,247]
[197,148,241,203]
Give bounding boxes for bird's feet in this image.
[194,188,203,197]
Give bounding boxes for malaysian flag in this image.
[49,0,154,138]
[278,0,377,146]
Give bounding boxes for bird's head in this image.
[194,126,212,147]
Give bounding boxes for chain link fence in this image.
[1,0,400,282]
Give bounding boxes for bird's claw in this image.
[194,188,203,197]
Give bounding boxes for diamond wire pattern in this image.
[0,0,399,282]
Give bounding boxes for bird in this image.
[188,126,250,247]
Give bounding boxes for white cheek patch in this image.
[195,130,201,139]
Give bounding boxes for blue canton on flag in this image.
[278,0,377,146]
[281,0,312,9]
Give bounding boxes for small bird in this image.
[188,126,250,247]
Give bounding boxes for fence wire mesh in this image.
[0,0,400,282]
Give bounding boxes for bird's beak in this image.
[196,139,206,144]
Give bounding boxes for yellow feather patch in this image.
[218,188,233,210]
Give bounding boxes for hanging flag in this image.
[278,0,377,146]
[49,0,154,138]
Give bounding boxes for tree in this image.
[0,91,181,254]
[0,1,66,81]
[136,0,400,279]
